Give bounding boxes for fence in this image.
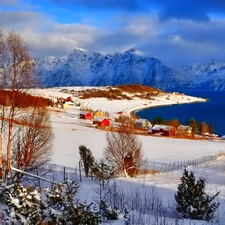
[31,153,221,188]
[145,154,219,174]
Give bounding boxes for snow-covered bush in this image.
[0,181,44,224]
[100,200,119,221]
[44,178,101,224]
[0,178,101,225]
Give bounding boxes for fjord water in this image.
[136,91,225,137]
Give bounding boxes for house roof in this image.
[93,117,108,122]
[80,111,91,115]
[136,119,150,123]
[152,124,174,131]
[177,125,192,130]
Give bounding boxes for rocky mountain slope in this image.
[35,48,225,91]
[182,60,225,90]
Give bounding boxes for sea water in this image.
[135,91,225,137]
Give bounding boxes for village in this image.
[33,85,219,140]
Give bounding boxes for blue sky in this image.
[1,0,225,64]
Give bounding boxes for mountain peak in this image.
[126,48,145,56]
[73,47,88,52]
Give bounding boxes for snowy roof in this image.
[177,125,192,130]
[93,117,108,122]
[152,124,174,131]
[80,110,91,115]
[136,118,150,123]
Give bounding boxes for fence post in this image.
[63,167,66,181]
[164,163,167,173]
[79,161,82,182]
[160,163,164,173]
[168,162,171,173]
[36,168,42,192]
[171,162,176,172]
[153,163,155,172]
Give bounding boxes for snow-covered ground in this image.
[31,87,225,224]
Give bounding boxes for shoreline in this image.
[124,94,207,119]
[130,99,207,119]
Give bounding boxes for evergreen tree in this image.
[0,181,45,224]
[175,169,220,221]
[79,145,95,177]
[189,118,199,136]
[153,116,163,125]
[91,160,115,217]
[44,177,100,224]
[91,160,115,185]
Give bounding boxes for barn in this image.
[150,124,176,136]
[93,117,110,126]
[80,111,92,120]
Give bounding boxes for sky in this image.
[1,0,225,65]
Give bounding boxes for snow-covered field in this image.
[32,87,225,224]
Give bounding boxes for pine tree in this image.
[175,169,220,221]
[79,145,95,177]
[44,177,100,224]
[0,181,45,224]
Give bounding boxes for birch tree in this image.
[104,129,144,177]
[10,107,54,182]
[0,29,44,179]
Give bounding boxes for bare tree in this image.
[0,29,39,177]
[116,115,136,128]
[104,129,145,177]
[9,107,54,182]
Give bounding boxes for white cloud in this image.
[1,7,225,64]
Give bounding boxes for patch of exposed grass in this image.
[71,84,165,99]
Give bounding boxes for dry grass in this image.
[114,84,164,95]
[139,168,159,176]
[0,89,53,108]
[65,84,165,100]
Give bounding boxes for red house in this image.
[93,117,110,126]
[150,125,176,136]
[80,111,92,120]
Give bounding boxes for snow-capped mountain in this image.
[182,60,225,90]
[35,48,225,91]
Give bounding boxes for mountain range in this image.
[35,48,225,91]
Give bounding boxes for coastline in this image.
[130,98,207,119]
[122,94,207,119]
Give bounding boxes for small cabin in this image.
[62,103,69,110]
[136,119,152,129]
[150,124,176,136]
[93,117,110,126]
[80,111,92,120]
[94,110,104,118]
[177,125,192,136]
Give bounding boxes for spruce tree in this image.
[45,178,100,224]
[79,145,95,177]
[0,181,45,224]
[175,169,220,221]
